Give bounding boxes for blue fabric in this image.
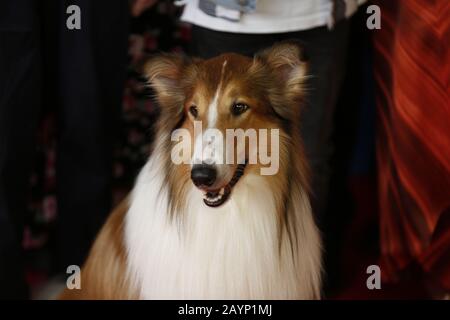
[212,0,256,13]
[198,0,257,22]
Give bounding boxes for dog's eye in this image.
[231,103,249,116]
[189,105,198,118]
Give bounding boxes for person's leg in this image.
[0,0,41,298]
[288,21,350,223]
[55,0,129,270]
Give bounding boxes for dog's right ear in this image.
[143,54,189,106]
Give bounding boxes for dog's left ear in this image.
[254,41,308,117]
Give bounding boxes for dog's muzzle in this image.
[191,163,247,208]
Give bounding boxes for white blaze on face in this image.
[207,89,220,129]
[192,60,228,167]
[192,125,224,166]
[207,59,227,128]
[193,124,224,165]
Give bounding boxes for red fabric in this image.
[373,0,450,289]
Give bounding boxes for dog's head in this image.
[144,41,308,208]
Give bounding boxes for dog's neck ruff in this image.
[124,148,321,299]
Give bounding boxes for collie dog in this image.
[61,41,322,300]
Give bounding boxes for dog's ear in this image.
[143,54,201,134]
[143,54,190,107]
[254,41,308,118]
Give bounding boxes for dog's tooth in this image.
[219,188,225,195]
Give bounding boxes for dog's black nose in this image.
[191,164,217,187]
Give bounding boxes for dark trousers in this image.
[0,0,129,298]
[191,22,349,223]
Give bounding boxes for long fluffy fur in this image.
[125,137,321,299]
[60,41,322,300]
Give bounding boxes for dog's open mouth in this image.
[202,163,247,207]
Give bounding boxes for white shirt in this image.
[180,0,364,34]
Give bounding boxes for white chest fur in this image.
[124,153,321,299]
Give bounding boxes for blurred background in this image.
[1,0,448,299]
